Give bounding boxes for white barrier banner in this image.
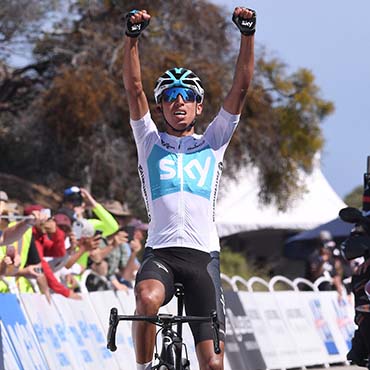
[238,291,283,369]
[0,321,20,370]
[318,292,354,359]
[273,291,328,366]
[249,291,303,368]
[330,296,356,351]
[0,294,48,370]
[53,294,119,370]
[89,290,136,369]
[300,291,348,363]
[20,293,78,369]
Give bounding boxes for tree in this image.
[344,185,363,209]
[0,0,334,215]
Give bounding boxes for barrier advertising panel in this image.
[1,321,22,370]
[53,294,119,370]
[0,294,48,370]
[224,290,266,370]
[20,293,78,369]
[0,320,3,370]
[302,291,347,363]
[273,291,328,366]
[249,291,303,369]
[238,291,283,369]
[89,290,136,369]
[317,292,354,360]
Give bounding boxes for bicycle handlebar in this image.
[106,308,221,354]
[107,307,118,351]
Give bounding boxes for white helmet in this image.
[154,67,204,104]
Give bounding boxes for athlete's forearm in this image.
[223,35,254,114]
[123,37,149,120]
[234,35,254,94]
[123,37,142,92]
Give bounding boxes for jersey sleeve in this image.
[203,107,240,150]
[130,111,159,154]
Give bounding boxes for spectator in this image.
[103,200,145,285]
[85,201,146,291]
[60,187,118,236]
[305,230,344,295]
[0,190,10,231]
[23,205,81,299]
[58,187,119,273]
[121,218,148,284]
[0,205,50,298]
[50,214,101,292]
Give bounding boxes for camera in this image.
[40,208,51,219]
[72,219,95,239]
[119,225,135,242]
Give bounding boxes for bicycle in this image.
[107,283,221,370]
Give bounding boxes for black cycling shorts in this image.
[135,247,225,345]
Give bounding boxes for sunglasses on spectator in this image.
[161,87,200,103]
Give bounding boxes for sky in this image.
[211,0,370,199]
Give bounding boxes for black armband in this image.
[232,8,256,36]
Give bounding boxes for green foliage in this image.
[225,53,334,210]
[344,185,363,209]
[220,247,270,282]
[0,0,335,214]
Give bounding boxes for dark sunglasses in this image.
[161,87,198,103]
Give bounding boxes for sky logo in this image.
[148,144,215,200]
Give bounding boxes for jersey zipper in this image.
[177,140,185,245]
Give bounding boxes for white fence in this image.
[0,275,356,370]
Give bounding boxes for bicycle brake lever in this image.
[210,310,221,354]
[107,307,118,351]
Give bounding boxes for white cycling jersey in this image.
[130,107,240,253]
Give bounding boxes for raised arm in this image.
[0,210,48,246]
[223,7,256,115]
[123,10,151,121]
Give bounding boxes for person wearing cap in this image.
[60,187,119,272]
[60,187,119,236]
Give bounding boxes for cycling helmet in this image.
[154,68,204,104]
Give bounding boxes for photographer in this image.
[306,230,344,296]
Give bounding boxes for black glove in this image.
[232,8,256,36]
[125,10,150,38]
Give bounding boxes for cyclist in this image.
[123,6,256,370]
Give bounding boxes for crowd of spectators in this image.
[0,187,147,302]
[1,186,361,302]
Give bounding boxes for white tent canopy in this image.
[215,165,347,238]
